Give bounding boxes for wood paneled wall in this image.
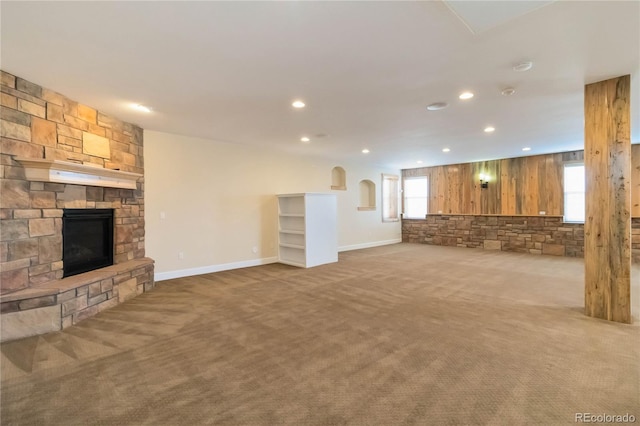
[633,144,640,216]
[403,146,640,217]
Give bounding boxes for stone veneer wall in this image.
[402,215,640,262]
[1,70,146,294]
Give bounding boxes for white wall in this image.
[144,130,401,280]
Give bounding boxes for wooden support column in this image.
[584,75,631,323]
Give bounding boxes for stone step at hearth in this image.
[0,258,154,342]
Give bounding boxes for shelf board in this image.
[279,259,306,268]
[279,229,305,235]
[279,213,305,217]
[15,157,142,190]
[279,243,305,250]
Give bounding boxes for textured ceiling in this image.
[444,0,556,34]
[1,1,638,169]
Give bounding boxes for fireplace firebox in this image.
[62,209,114,277]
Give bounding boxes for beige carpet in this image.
[1,243,639,425]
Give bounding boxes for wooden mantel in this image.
[15,157,142,190]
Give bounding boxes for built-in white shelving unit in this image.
[277,193,337,268]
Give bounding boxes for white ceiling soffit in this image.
[444,1,556,34]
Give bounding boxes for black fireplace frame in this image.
[62,209,114,277]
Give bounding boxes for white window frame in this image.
[382,174,399,222]
[402,176,428,219]
[563,163,585,223]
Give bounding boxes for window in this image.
[403,176,428,219]
[564,163,585,222]
[382,174,399,222]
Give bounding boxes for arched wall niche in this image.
[331,166,346,190]
[358,179,376,211]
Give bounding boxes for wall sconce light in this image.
[479,173,489,189]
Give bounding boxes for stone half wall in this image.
[402,215,640,263]
[1,70,146,293]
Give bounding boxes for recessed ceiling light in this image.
[427,102,448,111]
[417,160,423,164]
[522,147,531,151]
[484,126,495,133]
[132,104,151,113]
[501,87,516,96]
[459,92,474,100]
[292,100,305,108]
[300,137,310,143]
[513,61,533,72]
[442,148,450,153]
[362,149,370,154]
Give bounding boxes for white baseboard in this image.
[154,256,279,282]
[155,240,402,281]
[338,238,402,252]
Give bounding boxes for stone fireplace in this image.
[1,71,154,341]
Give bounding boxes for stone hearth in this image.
[1,259,154,341]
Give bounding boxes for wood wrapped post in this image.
[584,75,631,323]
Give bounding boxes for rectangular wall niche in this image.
[63,209,114,277]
